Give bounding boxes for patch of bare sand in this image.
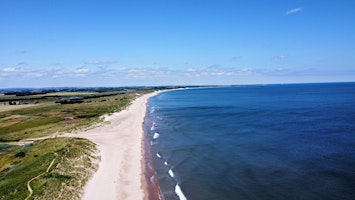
[64,91,161,200]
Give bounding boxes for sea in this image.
[144,82,355,200]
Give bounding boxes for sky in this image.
[0,0,354,87]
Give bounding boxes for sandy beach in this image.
[64,91,160,200]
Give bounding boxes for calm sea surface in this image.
[145,83,355,200]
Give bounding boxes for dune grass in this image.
[0,137,99,200]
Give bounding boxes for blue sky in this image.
[0,0,354,87]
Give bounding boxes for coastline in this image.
[142,112,164,200]
[63,91,163,200]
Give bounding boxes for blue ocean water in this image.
[145,83,355,200]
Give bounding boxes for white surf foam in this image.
[153,132,160,139]
[164,161,168,166]
[175,184,188,200]
[156,152,161,158]
[151,121,156,131]
[150,141,158,146]
[168,169,174,178]
[150,106,155,113]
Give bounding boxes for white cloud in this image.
[75,68,90,74]
[116,66,176,80]
[36,66,92,78]
[84,60,117,65]
[273,55,288,60]
[0,67,35,80]
[187,68,197,72]
[185,66,255,77]
[238,68,254,74]
[273,67,289,72]
[2,67,30,73]
[286,7,302,15]
[0,64,260,87]
[49,67,67,78]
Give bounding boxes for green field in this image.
[0,91,147,142]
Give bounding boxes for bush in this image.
[15,151,26,157]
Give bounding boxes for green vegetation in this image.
[0,87,165,199]
[0,137,99,200]
[1,117,63,136]
[0,90,150,142]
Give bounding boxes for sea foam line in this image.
[175,184,187,200]
[168,168,188,200]
[155,149,188,199]
[168,169,174,178]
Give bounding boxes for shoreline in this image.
[142,112,164,200]
[63,91,164,200]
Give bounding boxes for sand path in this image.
[64,91,160,200]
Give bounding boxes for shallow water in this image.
[146,83,355,200]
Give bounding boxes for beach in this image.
[64,91,161,200]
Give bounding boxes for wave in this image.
[153,132,160,139]
[149,175,155,183]
[150,122,156,131]
[168,168,188,200]
[150,141,158,146]
[168,169,174,178]
[175,184,188,200]
[150,106,155,114]
[157,151,187,199]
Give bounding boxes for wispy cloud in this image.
[272,67,290,73]
[15,50,28,54]
[75,67,90,74]
[0,64,286,81]
[185,65,255,77]
[1,64,299,87]
[0,67,32,80]
[231,56,242,60]
[17,62,27,66]
[187,68,197,72]
[273,55,288,60]
[2,67,30,73]
[286,7,302,15]
[84,60,117,65]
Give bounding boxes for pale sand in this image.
[64,91,160,200]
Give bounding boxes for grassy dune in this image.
[0,138,99,200]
